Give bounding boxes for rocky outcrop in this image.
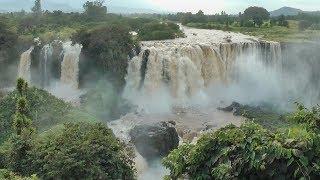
[130,121,179,160]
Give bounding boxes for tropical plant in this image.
[163,121,320,179]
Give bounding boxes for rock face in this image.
[130,122,179,160]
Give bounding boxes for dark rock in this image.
[218,102,241,113]
[130,121,179,160]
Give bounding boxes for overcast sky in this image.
[0,0,319,14]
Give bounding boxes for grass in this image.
[187,20,320,42]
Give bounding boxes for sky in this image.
[0,0,319,14]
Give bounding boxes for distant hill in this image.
[270,7,303,17]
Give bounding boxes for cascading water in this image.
[124,41,282,112]
[18,46,34,83]
[40,44,53,87]
[60,42,82,89]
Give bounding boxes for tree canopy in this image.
[83,0,107,20]
[243,6,270,27]
[31,0,42,17]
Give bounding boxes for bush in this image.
[1,122,135,179]
[287,103,320,129]
[163,121,320,179]
[138,22,183,41]
[0,169,37,180]
[28,122,135,179]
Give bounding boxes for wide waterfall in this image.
[61,42,82,89]
[124,41,282,112]
[18,46,34,83]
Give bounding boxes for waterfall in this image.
[40,44,53,87]
[61,42,82,89]
[18,46,34,82]
[124,41,282,112]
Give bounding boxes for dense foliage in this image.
[243,6,270,27]
[29,122,135,179]
[1,122,135,179]
[83,0,107,21]
[0,17,19,88]
[138,22,184,41]
[0,169,37,180]
[164,104,320,179]
[0,80,135,179]
[72,24,135,88]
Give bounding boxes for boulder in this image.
[130,122,179,160]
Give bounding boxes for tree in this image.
[0,79,34,175]
[83,0,107,20]
[0,17,18,88]
[180,12,193,25]
[71,24,134,88]
[13,79,33,136]
[243,6,270,27]
[28,123,135,179]
[31,0,42,17]
[278,15,289,27]
[0,18,18,51]
[195,10,206,23]
[299,20,312,31]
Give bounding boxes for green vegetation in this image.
[0,0,184,88]
[138,22,184,41]
[83,0,107,21]
[0,17,19,88]
[165,6,320,42]
[163,104,320,179]
[0,85,71,143]
[243,6,270,27]
[0,122,135,179]
[0,169,37,180]
[71,24,135,88]
[28,122,135,179]
[0,79,135,179]
[186,20,320,42]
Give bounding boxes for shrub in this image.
[28,122,135,179]
[287,103,320,129]
[0,169,37,180]
[163,121,320,179]
[138,22,183,41]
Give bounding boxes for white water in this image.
[124,42,282,113]
[18,46,34,82]
[40,44,53,87]
[61,42,82,89]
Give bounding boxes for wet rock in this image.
[218,102,241,113]
[130,121,179,160]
